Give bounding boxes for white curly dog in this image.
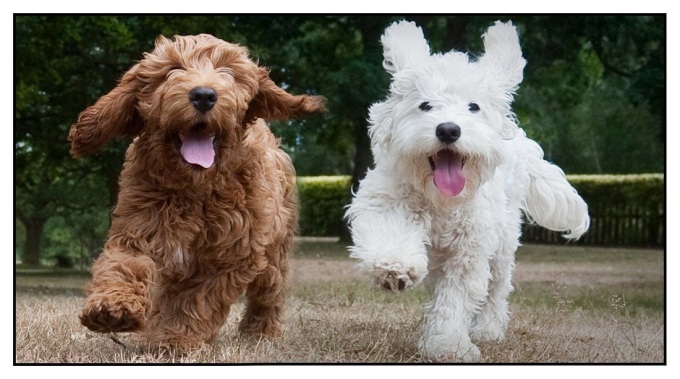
[345,20,590,362]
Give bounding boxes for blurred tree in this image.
[510,15,664,173]
[15,15,244,264]
[233,15,393,189]
[15,15,135,264]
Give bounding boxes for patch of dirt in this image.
[291,259,359,284]
[292,258,663,287]
[514,262,662,285]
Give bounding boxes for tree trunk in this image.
[411,15,471,52]
[350,17,385,192]
[106,159,121,212]
[341,116,373,243]
[351,115,374,193]
[441,16,471,52]
[21,217,46,266]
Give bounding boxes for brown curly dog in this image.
[69,34,326,351]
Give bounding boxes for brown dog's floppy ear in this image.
[68,64,144,157]
[243,67,326,126]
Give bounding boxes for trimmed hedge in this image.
[297,176,352,237]
[297,174,665,247]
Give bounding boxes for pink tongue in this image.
[432,150,466,197]
[180,133,215,168]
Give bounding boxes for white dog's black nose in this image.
[189,87,217,113]
[435,122,461,144]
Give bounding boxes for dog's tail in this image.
[519,135,590,240]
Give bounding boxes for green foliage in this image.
[15,206,110,267]
[13,15,665,264]
[297,176,352,236]
[568,173,664,210]
[42,217,79,268]
[512,15,664,174]
[517,55,663,174]
[264,16,393,178]
[15,220,26,261]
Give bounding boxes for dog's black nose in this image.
[189,87,217,113]
[435,122,461,144]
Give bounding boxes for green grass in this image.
[295,237,665,264]
[512,281,664,317]
[514,243,663,264]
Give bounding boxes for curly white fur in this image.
[346,20,590,362]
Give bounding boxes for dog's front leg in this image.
[346,200,429,292]
[79,246,155,334]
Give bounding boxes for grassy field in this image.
[15,238,665,364]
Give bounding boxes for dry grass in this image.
[15,240,665,364]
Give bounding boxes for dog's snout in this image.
[189,87,217,113]
[435,122,461,144]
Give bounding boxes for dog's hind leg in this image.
[238,263,287,337]
[419,250,490,362]
[238,163,295,338]
[79,247,155,334]
[143,264,260,352]
[464,198,521,342]
[470,233,518,341]
[238,238,291,337]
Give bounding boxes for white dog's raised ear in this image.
[381,20,431,74]
[478,21,526,93]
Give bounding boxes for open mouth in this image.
[178,124,216,169]
[428,149,467,197]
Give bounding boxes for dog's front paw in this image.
[372,261,426,292]
[80,293,148,333]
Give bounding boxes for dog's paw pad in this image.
[381,276,407,291]
[373,262,423,292]
[80,299,145,333]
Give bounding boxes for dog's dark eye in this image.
[419,102,433,111]
[468,102,480,113]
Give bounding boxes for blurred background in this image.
[14,15,665,268]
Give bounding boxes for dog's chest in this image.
[417,193,507,255]
[168,191,251,246]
